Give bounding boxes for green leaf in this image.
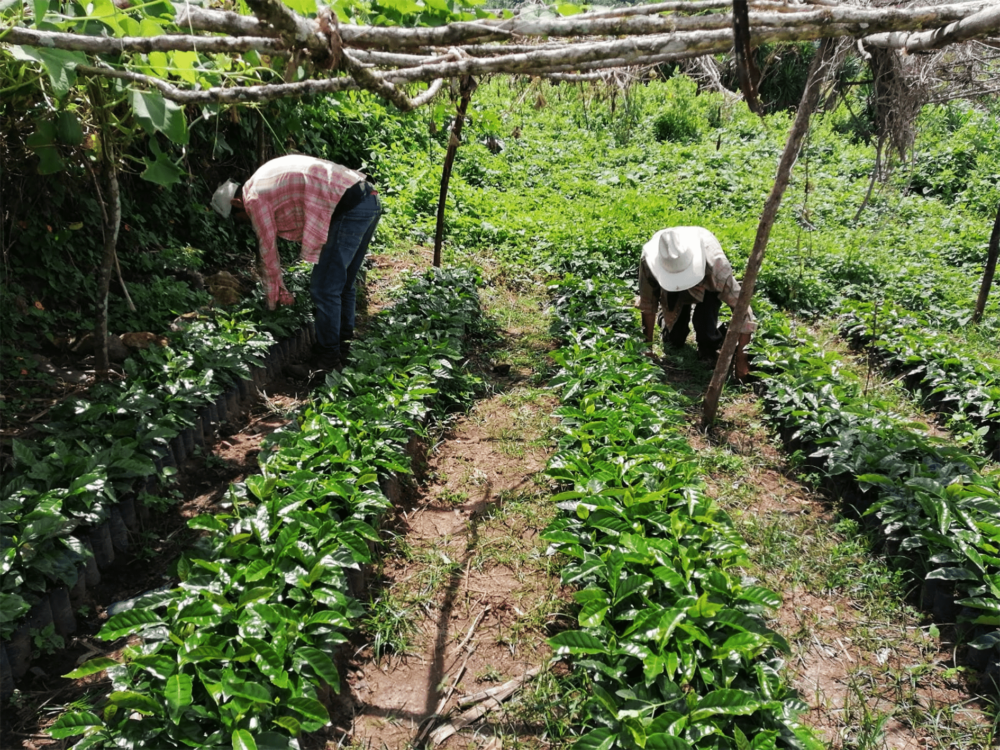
[689,689,761,722]
[246,475,276,501]
[232,729,258,750]
[131,654,176,680]
[572,727,615,750]
[130,90,189,144]
[272,716,302,736]
[244,559,273,582]
[63,657,119,679]
[55,111,84,146]
[969,631,1000,650]
[189,514,229,533]
[108,690,163,716]
[170,50,200,84]
[8,46,87,99]
[645,735,693,750]
[180,645,226,664]
[256,732,294,750]
[286,696,330,731]
[141,138,185,187]
[296,647,340,691]
[25,119,63,175]
[304,609,351,628]
[165,672,193,723]
[578,600,609,628]
[282,0,316,14]
[48,710,103,739]
[549,630,606,655]
[223,672,273,704]
[99,609,164,640]
[926,567,978,581]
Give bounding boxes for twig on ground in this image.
[414,606,489,745]
[430,666,541,744]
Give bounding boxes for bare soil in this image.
[337,376,563,749]
[682,373,995,749]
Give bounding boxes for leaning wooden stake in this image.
[971,200,1000,324]
[702,37,840,426]
[433,75,477,267]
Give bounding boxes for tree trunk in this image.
[88,81,122,376]
[433,75,477,268]
[972,200,1000,324]
[702,38,840,426]
[732,0,763,115]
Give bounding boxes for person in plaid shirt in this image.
[212,154,382,373]
[637,226,755,379]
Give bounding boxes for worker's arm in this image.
[642,310,656,345]
[637,260,659,354]
[246,204,295,310]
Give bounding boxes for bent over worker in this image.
[212,154,382,373]
[637,226,755,379]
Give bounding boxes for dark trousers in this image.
[662,291,724,355]
[310,187,382,354]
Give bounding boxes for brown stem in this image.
[733,0,763,114]
[88,80,122,376]
[703,37,841,426]
[852,133,885,224]
[433,76,477,268]
[971,200,1000,324]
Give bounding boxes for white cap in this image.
[210,179,241,218]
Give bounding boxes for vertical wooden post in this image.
[433,75,477,268]
[87,79,122,376]
[733,0,763,115]
[702,38,840,427]
[971,200,1000,324]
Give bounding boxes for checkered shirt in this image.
[242,155,366,309]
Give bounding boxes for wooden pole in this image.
[88,80,122,376]
[971,200,1000,324]
[702,38,840,426]
[733,0,763,115]
[433,75,477,267]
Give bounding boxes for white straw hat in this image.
[210,179,241,218]
[642,227,707,292]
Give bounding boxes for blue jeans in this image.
[310,187,382,354]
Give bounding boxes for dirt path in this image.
[337,265,567,749]
[655,342,997,749]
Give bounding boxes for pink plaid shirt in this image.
[242,155,366,309]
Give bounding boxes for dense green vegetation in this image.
[49,268,487,748]
[3,47,999,747]
[540,276,820,749]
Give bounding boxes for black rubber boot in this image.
[314,347,343,373]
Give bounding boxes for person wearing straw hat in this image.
[211,155,382,374]
[637,226,756,379]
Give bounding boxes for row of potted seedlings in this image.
[839,299,1000,461]
[46,267,488,749]
[540,275,822,750]
[1,297,320,696]
[751,314,1000,689]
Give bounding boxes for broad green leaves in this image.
[7,45,86,98]
[131,90,189,145]
[48,268,486,747]
[756,313,1000,685]
[542,276,815,748]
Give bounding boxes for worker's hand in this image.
[267,288,296,310]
